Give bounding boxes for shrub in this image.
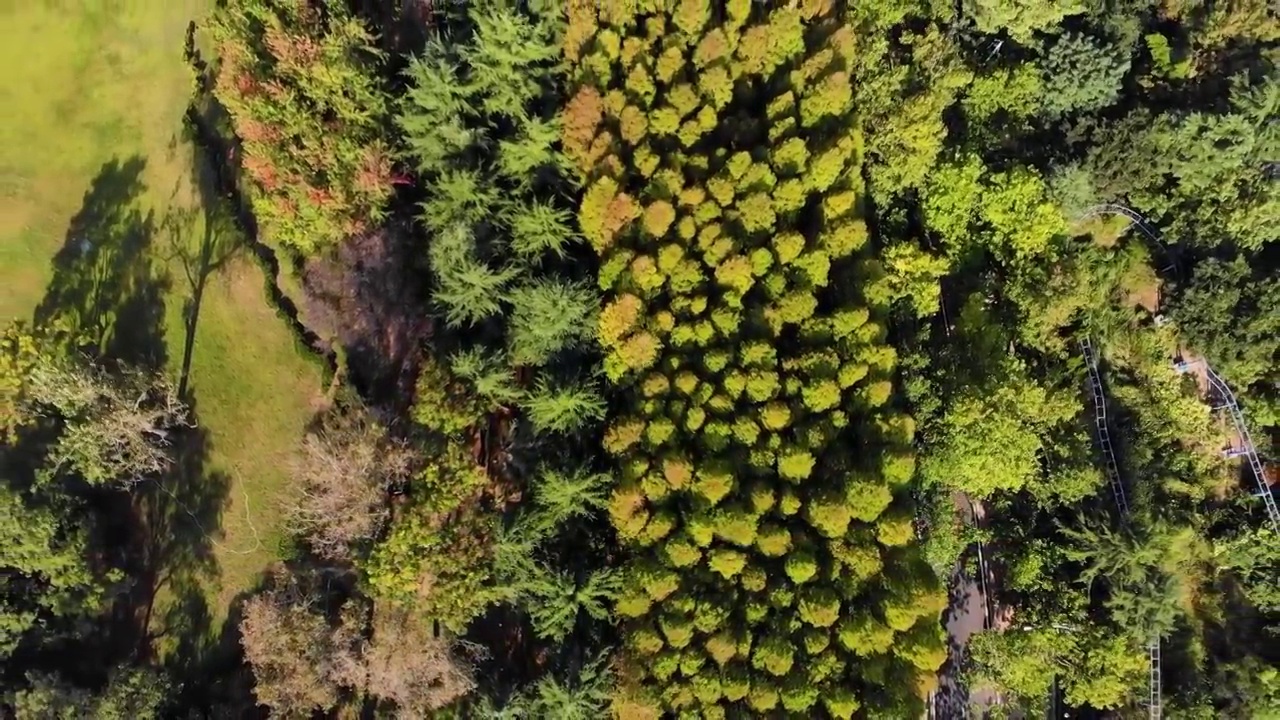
[211,0,393,255]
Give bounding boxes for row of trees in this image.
[366,3,617,715]
[566,2,947,716]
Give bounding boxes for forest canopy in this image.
[3,0,1277,718]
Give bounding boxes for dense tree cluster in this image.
[210,0,395,254]
[563,3,945,716]
[237,569,475,716]
[1,320,190,711]
[8,0,1278,717]
[1,323,184,642]
[397,3,603,432]
[856,0,1280,715]
[363,5,617,715]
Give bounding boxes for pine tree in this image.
[506,279,598,366]
[430,223,519,327]
[524,375,606,434]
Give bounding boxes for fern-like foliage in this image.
[522,566,621,642]
[506,279,598,366]
[472,654,613,719]
[466,5,560,119]
[497,115,563,189]
[399,53,478,174]
[504,199,577,259]
[521,565,579,641]
[523,375,605,435]
[450,347,523,406]
[518,654,613,720]
[430,223,518,327]
[531,466,611,531]
[421,169,502,236]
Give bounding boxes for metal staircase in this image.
[1148,639,1162,720]
[1071,205,1279,719]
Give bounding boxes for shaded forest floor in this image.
[0,0,322,663]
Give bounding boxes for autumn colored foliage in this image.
[210,0,394,254]
[565,2,947,715]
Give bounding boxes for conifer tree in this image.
[566,3,938,714]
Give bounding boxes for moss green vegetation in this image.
[0,2,199,320]
[0,0,321,636]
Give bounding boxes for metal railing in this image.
[1078,205,1275,531]
[1174,359,1279,533]
[1079,338,1161,719]
[1080,338,1130,516]
[1077,204,1179,275]
[1078,204,1163,245]
[964,495,995,630]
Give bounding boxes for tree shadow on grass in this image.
[34,156,169,371]
[118,393,227,665]
[162,587,266,718]
[30,157,243,698]
[123,407,263,716]
[161,164,244,398]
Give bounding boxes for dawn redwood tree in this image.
[566,2,946,714]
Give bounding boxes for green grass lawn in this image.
[0,0,322,647]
